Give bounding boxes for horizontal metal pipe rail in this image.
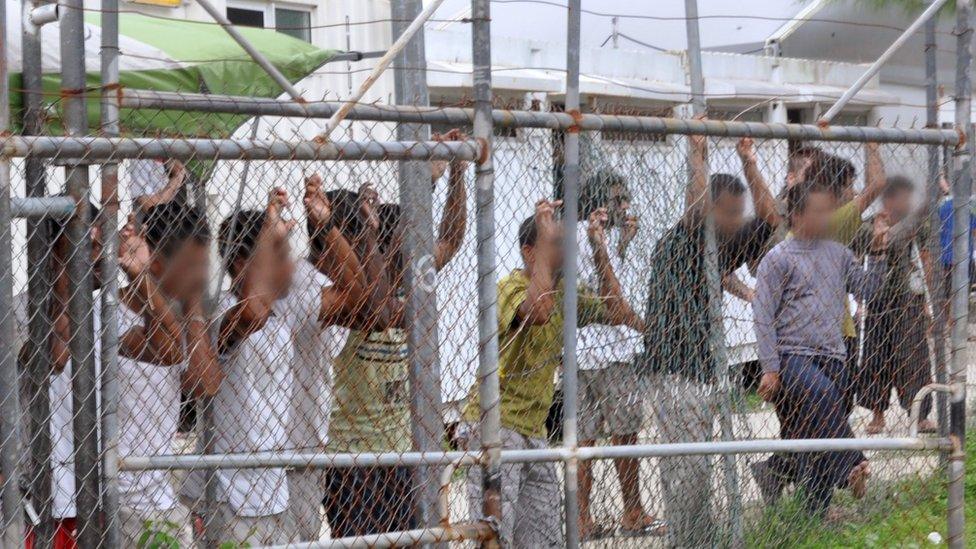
[121,436,950,471]
[120,89,961,145]
[0,136,483,162]
[11,196,76,218]
[260,521,495,548]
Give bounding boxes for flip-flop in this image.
[581,522,614,541]
[621,518,668,538]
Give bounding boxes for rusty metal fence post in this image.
[0,0,24,544]
[99,0,123,546]
[561,1,583,547]
[948,1,972,547]
[59,1,100,547]
[391,0,444,534]
[471,0,503,546]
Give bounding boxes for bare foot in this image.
[579,515,603,540]
[866,411,886,435]
[621,508,667,535]
[848,460,870,499]
[917,419,937,433]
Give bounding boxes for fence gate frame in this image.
[0,0,970,548]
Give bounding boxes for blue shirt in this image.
[938,198,976,267]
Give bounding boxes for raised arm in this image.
[117,223,185,366]
[682,133,709,223]
[217,189,290,353]
[434,129,469,270]
[135,160,187,212]
[516,200,561,326]
[349,183,404,330]
[180,295,222,398]
[854,142,886,214]
[303,174,369,328]
[737,137,782,227]
[586,207,644,331]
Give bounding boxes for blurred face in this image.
[792,190,835,239]
[522,226,565,277]
[713,191,747,237]
[232,237,295,300]
[607,185,631,227]
[151,240,210,301]
[882,188,913,223]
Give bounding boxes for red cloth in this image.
[25,518,78,549]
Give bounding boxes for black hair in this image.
[882,175,914,200]
[710,173,746,200]
[808,154,856,197]
[785,180,833,223]
[788,145,825,171]
[307,189,362,258]
[143,202,210,257]
[326,189,364,240]
[580,169,629,219]
[46,195,100,245]
[218,209,265,272]
[376,203,401,255]
[518,215,539,248]
[791,145,824,161]
[374,203,404,281]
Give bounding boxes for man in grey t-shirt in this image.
[752,181,886,516]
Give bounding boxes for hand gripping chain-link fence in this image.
[0,1,974,549]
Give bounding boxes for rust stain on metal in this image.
[475,137,490,165]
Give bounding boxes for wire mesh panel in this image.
[0,14,968,544]
[0,100,969,548]
[556,130,954,548]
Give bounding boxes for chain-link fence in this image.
[0,0,973,548]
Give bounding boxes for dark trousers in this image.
[773,354,866,515]
[858,295,932,418]
[767,338,858,491]
[322,466,417,538]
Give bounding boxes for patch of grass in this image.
[744,439,976,548]
[741,390,769,413]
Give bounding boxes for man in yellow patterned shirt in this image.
[462,198,643,547]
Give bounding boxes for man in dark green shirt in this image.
[641,136,780,547]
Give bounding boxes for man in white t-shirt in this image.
[209,177,366,545]
[575,171,662,538]
[115,203,223,547]
[11,202,103,547]
[13,200,199,546]
[286,257,349,541]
